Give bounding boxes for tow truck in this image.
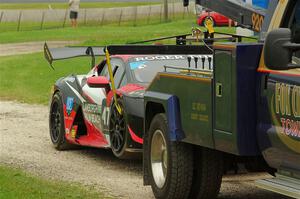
[106,0,299,198]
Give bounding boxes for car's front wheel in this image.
[110,99,138,159]
[49,92,73,150]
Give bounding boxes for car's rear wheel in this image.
[49,92,73,150]
[110,99,138,159]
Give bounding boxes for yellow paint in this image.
[71,128,76,139]
[258,0,300,75]
[159,73,211,83]
[204,18,215,34]
[271,95,300,154]
[213,44,236,50]
[192,102,207,112]
[179,70,212,77]
[267,0,288,32]
[252,13,264,32]
[105,48,122,115]
[190,113,209,122]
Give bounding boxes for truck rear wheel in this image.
[189,147,223,199]
[147,113,193,199]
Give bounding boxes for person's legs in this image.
[71,19,75,28]
[73,12,78,28]
[74,18,77,27]
[70,11,77,28]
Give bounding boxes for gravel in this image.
[0,100,292,199]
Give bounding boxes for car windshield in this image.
[128,55,211,83]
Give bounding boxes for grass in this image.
[0,12,197,33]
[0,52,98,104]
[0,17,235,44]
[0,2,159,10]
[0,19,236,104]
[0,165,111,199]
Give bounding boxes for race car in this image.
[197,10,235,27]
[45,44,213,159]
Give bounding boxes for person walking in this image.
[69,0,80,28]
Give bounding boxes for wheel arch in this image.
[143,93,186,185]
[145,101,165,135]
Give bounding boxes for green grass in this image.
[0,2,159,10]
[0,17,235,44]
[0,20,236,104]
[0,12,197,33]
[0,52,98,104]
[0,165,110,199]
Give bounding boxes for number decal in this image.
[252,13,264,32]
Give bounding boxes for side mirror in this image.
[264,28,300,70]
[183,0,189,7]
[87,76,110,88]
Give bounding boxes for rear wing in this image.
[44,43,105,69]
[190,0,267,32]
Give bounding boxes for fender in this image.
[144,91,185,141]
[143,91,185,186]
[52,75,86,138]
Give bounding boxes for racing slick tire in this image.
[110,99,140,159]
[147,113,193,199]
[49,92,73,150]
[188,147,223,199]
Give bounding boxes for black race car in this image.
[45,44,212,159]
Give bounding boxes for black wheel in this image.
[49,92,73,150]
[110,100,138,159]
[189,147,223,199]
[147,113,193,199]
[203,16,215,27]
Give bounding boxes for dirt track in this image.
[0,100,292,199]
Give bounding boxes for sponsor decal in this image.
[133,55,212,62]
[82,103,103,127]
[134,55,186,62]
[190,102,208,122]
[272,83,300,153]
[129,61,147,70]
[275,83,300,138]
[71,125,78,139]
[66,97,74,116]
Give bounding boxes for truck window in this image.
[292,1,300,63]
[291,1,300,43]
[282,0,300,65]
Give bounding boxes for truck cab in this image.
[255,0,300,196]
[141,0,300,198]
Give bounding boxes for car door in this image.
[258,1,300,176]
[218,13,229,24]
[81,58,126,145]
